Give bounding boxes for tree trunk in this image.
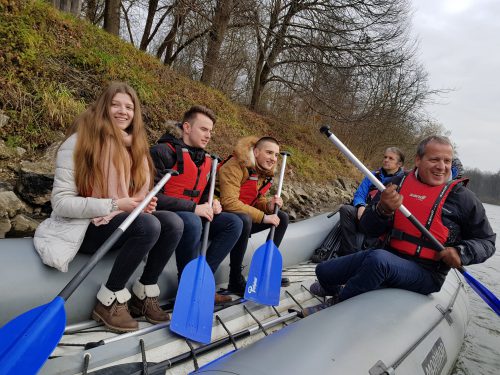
[70,0,82,16]
[200,0,234,85]
[86,0,97,22]
[104,0,121,35]
[140,0,159,51]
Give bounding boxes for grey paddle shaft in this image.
[319,126,446,252]
[200,156,219,257]
[267,152,290,241]
[58,170,177,301]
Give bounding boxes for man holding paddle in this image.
[218,136,290,296]
[305,135,496,316]
[150,105,243,304]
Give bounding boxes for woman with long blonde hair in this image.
[34,82,183,333]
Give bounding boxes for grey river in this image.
[452,203,500,375]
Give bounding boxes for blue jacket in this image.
[352,167,404,207]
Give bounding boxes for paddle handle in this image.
[267,152,290,241]
[200,156,219,257]
[58,170,177,301]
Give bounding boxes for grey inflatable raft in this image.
[195,270,469,375]
[0,212,469,374]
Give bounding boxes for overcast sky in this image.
[411,0,500,173]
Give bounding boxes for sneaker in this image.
[309,281,328,297]
[227,274,247,297]
[281,277,290,287]
[129,295,170,324]
[300,301,331,317]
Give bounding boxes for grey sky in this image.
[411,0,500,173]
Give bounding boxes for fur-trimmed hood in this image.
[231,136,276,177]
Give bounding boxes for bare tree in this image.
[200,0,234,85]
[52,0,83,16]
[104,0,121,35]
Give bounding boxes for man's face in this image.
[415,141,453,186]
[183,113,213,149]
[254,141,279,171]
[382,151,402,174]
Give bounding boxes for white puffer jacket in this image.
[34,134,113,272]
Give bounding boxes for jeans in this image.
[79,211,184,291]
[229,211,289,279]
[175,211,243,276]
[316,249,441,301]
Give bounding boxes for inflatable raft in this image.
[0,212,469,374]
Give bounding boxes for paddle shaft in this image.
[200,156,219,257]
[129,311,298,375]
[320,126,500,315]
[267,152,290,241]
[58,171,176,301]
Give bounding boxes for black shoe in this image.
[227,274,247,297]
[281,277,290,287]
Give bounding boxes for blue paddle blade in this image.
[0,296,66,374]
[461,269,500,316]
[244,239,283,306]
[170,256,215,344]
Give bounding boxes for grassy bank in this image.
[0,0,354,182]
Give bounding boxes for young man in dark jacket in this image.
[150,105,243,303]
[305,135,496,315]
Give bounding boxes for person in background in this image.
[217,136,290,296]
[150,105,242,304]
[34,82,184,332]
[338,147,405,256]
[304,135,496,316]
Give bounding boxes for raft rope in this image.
[243,305,269,336]
[46,265,314,373]
[139,339,148,375]
[82,352,90,375]
[184,339,200,371]
[216,315,238,350]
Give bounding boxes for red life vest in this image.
[162,143,212,204]
[389,171,464,261]
[239,169,273,206]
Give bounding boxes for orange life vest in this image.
[239,169,273,206]
[389,171,464,261]
[162,143,212,204]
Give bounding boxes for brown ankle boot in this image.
[215,292,232,304]
[130,280,169,324]
[92,300,138,333]
[129,295,170,324]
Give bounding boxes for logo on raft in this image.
[247,277,258,294]
[422,337,447,375]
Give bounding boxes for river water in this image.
[451,203,500,375]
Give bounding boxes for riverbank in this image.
[0,136,357,238]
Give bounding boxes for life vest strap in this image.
[183,189,200,198]
[390,229,441,252]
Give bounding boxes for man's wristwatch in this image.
[455,244,466,258]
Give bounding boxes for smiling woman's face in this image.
[109,93,134,131]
